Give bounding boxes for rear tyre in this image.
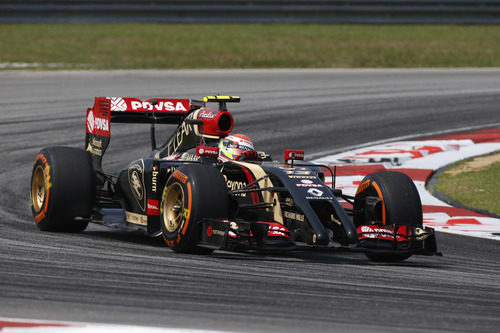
[161,164,229,254]
[31,147,94,232]
[354,171,422,262]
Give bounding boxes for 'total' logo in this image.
[147,199,160,215]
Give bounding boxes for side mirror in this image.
[284,149,305,167]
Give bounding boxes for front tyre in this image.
[354,171,422,262]
[31,147,94,232]
[161,164,229,253]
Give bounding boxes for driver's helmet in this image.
[218,134,255,162]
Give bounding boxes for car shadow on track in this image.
[82,228,167,247]
[81,227,445,268]
[210,248,445,268]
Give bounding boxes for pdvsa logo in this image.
[131,101,188,111]
[95,117,109,131]
[87,110,109,134]
[110,97,127,111]
[86,110,95,133]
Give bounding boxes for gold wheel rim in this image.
[163,183,185,233]
[32,165,46,212]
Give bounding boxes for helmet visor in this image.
[220,136,254,160]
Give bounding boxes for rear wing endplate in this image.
[85,96,203,170]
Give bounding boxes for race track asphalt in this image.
[1,69,499,332]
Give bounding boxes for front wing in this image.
[197,218,441,257]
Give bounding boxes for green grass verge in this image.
[2,24,500,69]
[435,153,500,216]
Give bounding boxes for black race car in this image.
[30,96,439,262]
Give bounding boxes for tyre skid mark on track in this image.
[314,127,500,240]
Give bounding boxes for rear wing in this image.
[85,96,204,170]
[85,96,239,171]
[108,97,204,124]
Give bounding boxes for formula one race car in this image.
[30,96,439,262]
